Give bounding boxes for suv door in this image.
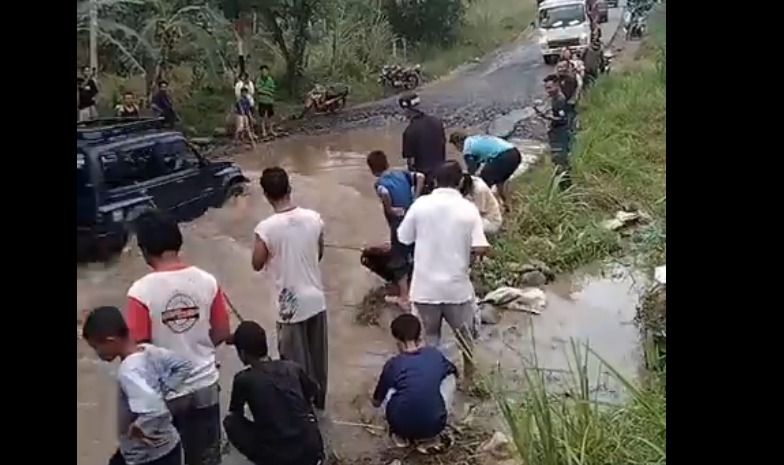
[150,138,214,221]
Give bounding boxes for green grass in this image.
[477,9,667,288]
[493,341,666,465]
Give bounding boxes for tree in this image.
[224,0,321,94]
[382,0,465,47]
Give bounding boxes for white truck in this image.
[536,0,592,65]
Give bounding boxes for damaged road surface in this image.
[77,7,628,465]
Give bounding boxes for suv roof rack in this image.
[76,117,166,142]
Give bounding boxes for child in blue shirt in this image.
[235,87,257,147]
[372,314,457,448]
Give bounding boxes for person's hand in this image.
[391,207,405,217]
[128,423,162,447]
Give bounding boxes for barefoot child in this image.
[82,306,193,465]
[365,150,425,310]
[372,314,457,449]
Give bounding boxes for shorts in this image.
[480,148,522,188]
[277,311,328,410]
[258,103,275,118]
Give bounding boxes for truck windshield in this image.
[539,4,587,29]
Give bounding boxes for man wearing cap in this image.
[399,92,446,194]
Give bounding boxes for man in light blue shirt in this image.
[449,131,522,208]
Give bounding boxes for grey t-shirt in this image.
[116,344,192,465]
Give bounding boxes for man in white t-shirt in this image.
[234,72,255,107]
[397,161,491,384]
[252,167,328,410]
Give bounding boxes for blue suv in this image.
[77,118,248,261]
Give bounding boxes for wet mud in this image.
[77,7,629,464]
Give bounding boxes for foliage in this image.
[493,341,666,465]
[382,0,465,47]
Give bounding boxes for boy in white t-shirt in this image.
[251,167,328,410]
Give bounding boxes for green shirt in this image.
[255,76,276,105]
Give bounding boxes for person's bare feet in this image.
[384,295,411,311]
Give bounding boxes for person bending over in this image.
[458,174,503,235]
[372,314,457,449]
[366,150,425,309]
[83,306,193,465]
[223,321,324,465]
[448,131,522,209]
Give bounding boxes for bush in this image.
[382,0,465,46]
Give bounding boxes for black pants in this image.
[171,402,221,465]
[224,414,324,465]
[480,148,522,188]
[108,444,182,465]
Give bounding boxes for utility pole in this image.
[89,0,99,71]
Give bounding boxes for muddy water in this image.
[77,126,640,465]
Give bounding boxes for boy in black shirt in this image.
[535,74,572,188]
[224,321,324,465]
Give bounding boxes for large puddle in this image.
[76,126,643,465]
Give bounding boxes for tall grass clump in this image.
[493,341,666,465]
[478,8,667,287]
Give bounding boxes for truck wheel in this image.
[222,181,247,206]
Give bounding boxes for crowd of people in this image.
[79,27,608,465]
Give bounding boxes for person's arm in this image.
[251,224,271,271]
[376,185,404,218]
[412,172,425,198]
[317,214,325,261]
[439,351,459,379]
[209,288,231,346]
[119,368,172,442]
[227,373,247,417]
[150,346,194,395]
[371,360,395,408]
[297,364,321,406]
[469,205,491,257]
[401,127,417,167]
[396,204,417,246]
[126,297,152,344]
[571,75,583,103]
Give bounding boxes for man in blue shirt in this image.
[448,131,522,208]
[372,314,457,449]
[366,150,424,310]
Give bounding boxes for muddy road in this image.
[77,6,633,465]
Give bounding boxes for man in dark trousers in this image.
[400,93,446,194]
[535,74,572,189]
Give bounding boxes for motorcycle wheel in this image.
[328,97,347,113]
[403,74,420,90]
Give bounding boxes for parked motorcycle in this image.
[627,15,647,40]
[297,84,349,118]
[378,64,423,90]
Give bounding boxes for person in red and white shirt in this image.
[126,210,230,465]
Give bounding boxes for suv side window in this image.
[101,145,161,189]
[153,140,200,175]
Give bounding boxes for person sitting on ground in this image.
[366,150,425,310]
[361,242,406,287]
[372,314,458,451]
[448,130,522,209]
[235,87,257,147]
[116,91,140,118]
[83,306,193,465]
[458,173,503,235]
[223,321,324,465]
